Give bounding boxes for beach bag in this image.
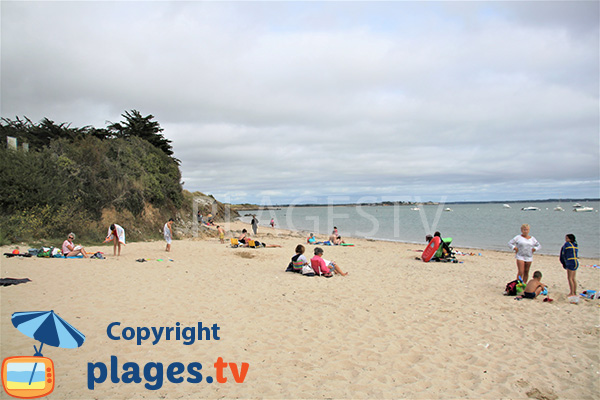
[504,280,519,296]
[301,264,315,276]
[37,247,53,258]
[90,252,105,260]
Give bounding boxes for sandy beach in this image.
[1,222,599,399]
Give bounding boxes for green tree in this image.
[107,110,177,161]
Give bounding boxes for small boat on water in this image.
[521,207,541,211]
[503,204,511,208]
[411,207,420,211]
[573,203,582,208]
[554,206,564,211]
[444,208,453,212]
[573,206,594,212]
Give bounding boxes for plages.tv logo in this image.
[1,310,85,399]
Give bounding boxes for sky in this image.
[2,1,599,205]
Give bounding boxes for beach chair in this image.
[230,238,239,248]
[247,240,257,248]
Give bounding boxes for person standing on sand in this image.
[251,216,259,235]
[217,225,225,244]
[560,234,579,297]
[508,224,540,283]
[164,218,174,252]
[103,223,126,256]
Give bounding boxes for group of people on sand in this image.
[60,223,127,258]
[249,216,276,235]
[305,227,345,246]
[232,224,349,277]
[62,219,179,258]
[508,223,579,300]
[237,228,282,248]
[197,212,214,226]
[290,244,348,277]
[62,219,579,294]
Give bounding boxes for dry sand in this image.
[1,221,599,399]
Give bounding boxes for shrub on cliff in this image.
[0,112,183,244]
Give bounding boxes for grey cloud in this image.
[2,1,598,204]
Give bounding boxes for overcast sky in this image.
[2,1,599,204]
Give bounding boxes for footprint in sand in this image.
[526,387,558,400]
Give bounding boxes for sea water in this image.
[240,201,600,259]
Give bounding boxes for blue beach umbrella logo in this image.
[2,310,85,397]
[11,311,86,356]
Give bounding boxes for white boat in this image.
[573,203,582,208]
[503,204,511,208]
[521,207,541,211]
[573,206,594,212]
[411,207,420,211]
[444,208,453,212]
[554,206,564,211]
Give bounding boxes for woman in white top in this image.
[508,224,541,283]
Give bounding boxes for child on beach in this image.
[521,271,547,299]
[311,247,348,277]
[560,234,579,297]
[307,233,316,244]
[509,224,541,283]
[290,245,315,276]
[164,218,174,252]
[217,226,225,244]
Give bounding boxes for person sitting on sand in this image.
[62,232,87,258]
[434,231,452,259]
[307,233,316,244]
[291,244,315,276]
[103,223,126,256]
[238,229,250,244]
[311,247,348,277]
[333,235,346,245]
[520,271,547,299]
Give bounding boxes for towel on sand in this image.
[0,278,32,286]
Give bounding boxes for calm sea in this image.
[240,201,600,259]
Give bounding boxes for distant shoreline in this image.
[232,198,600,211]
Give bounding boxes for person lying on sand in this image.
[238,229,281,248]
